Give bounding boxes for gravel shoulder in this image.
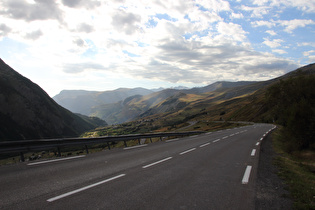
[255,131,293,209]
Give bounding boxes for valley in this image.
[1,59,314,208]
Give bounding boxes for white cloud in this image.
[266,30,277,36]
[254,0,315,13]
[195,0,231,12]
[272,49,287,54]
[230,12,244,19]
[253,19,315,33]
[298,42,315,47]
[216,22,247,42]
[303,50,315,56]
[277,19,315,33]
[263,38,284,48]
[252,20,276,28]
[240,5,271,18]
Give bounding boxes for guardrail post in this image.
[138,139,140,145]
[20,152,25,162]
[57,147,61,157]
[124,140,127,147]
[107,142,111,150]
[150,137,152,143]
[85,145,89,154]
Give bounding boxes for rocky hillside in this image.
[0,59,106,141]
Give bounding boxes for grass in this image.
[272,129,315,209]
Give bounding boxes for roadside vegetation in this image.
[273,129,315,209]
[266,74,315,209]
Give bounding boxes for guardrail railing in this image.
[0,131,205,162]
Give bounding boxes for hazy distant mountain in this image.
[88,81,257,124]
[53,88,154,115]
[0,59,106,141]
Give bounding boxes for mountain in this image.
[88,81,257,124]
[145,63,315,127]
[0,59,106,141]
[183,81,256,94]
[53,88,154,115]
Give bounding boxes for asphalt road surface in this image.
[0,124,275,210]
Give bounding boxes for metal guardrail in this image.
[0,131,205,161]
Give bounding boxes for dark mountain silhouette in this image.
[0,59,106,141]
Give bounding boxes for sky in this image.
[0,0,314,97]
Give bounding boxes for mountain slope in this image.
[53,88,153,115]
[88,81,258,124]
[0,59,106,141]
[132,64,315,129]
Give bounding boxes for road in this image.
[0,124,275,210]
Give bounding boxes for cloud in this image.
[240,5,271,18]
[63,62,106,73]
[24,30,43,40]
[0,24,11,37]
[77,23,94,33]
[0,0,63,22]
[253,0,315,13]
[277,19,315,33]
[217,22,247,42]
[123,33,297,84]
[266,30,277,36]
[272,49,287,54]
[303,50,315,56]
[230,12,244,19]
[195,0,231,12]
[61,0,101,9]
[299,42,315,47]
[252,20,276,28]
[252,19,315,33]
[263,38,283,48]
[111,9,142,35]
[73,38,86,47]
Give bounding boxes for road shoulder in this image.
[255,132,293,209]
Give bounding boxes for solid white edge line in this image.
[190,135,198,138]
[179,148,196,155]
[27,155,86,166]
[165,138,179,143]
[251,149,256,156]
[142,157,173,169]
[47,174,126,202]
[123,144,148,150]
[200,142,210,147]
[242,165,252,184]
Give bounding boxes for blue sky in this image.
[0,0,314,97]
